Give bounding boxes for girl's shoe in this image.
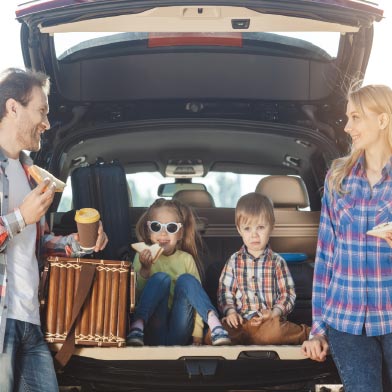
[211,326,231,346]
[126,327,144,346]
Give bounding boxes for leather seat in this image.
[255,175,309,210]
[172,189,215,208]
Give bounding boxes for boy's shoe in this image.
[211,326,231,346]
[126,327,144,346]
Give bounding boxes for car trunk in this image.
[16,0,383,390]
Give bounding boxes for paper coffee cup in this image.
[75,208,100,250]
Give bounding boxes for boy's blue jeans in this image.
[327,326,392,392]
[0,318,58,392]
[133,272,217,345]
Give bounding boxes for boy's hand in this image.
[224,310,243,328]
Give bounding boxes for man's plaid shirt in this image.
[0,150,82,352]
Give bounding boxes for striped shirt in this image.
[311,154,392,337]
[217,244,296,319]
[0,150,83,352]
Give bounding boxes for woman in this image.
[301,84,392,392]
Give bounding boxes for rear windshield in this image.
[58,172,308,211]
[54,32,339,60]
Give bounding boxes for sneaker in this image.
[126,327,144,347]
[211,326,231,346]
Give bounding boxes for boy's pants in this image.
[205,315,310,345]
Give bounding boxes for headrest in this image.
[173,189,215,208]
[255,175,309,209]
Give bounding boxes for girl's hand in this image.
[224,310,243,328]
[192,336,203,346]
[301,335,329,362]
[138,249,154,279]
[139,248,153,266]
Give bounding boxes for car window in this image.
[58,171,266,210]
[57,171,309,210]
[54,31,339,60]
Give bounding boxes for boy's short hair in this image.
[235,192,275,227]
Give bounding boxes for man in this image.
[0,68,108,391]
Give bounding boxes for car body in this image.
[16,1,383,391]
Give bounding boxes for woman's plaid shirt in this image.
[311,154,392,337]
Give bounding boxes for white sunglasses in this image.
[147,221,183,234]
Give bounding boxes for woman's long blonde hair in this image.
[328,84,392,195]
[135,198,204,278]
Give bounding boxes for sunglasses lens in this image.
[150,221,162,232]
[166,223,179,234]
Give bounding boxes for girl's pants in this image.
[133,272,218,345]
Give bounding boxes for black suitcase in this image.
[71,160,131,260]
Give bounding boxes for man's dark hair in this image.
[0,68,50,121]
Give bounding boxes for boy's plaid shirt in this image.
[0,150,82,352]
[217,244,296,319]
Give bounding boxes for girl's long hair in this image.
[135,198,204,278]
[328,84,392,196]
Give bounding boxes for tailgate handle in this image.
[184,359,218,378]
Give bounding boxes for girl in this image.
[301,84,392,392]
[127,198,231,346]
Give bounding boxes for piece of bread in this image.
[131,242,163,263]
[28,165,66,192]
[366,222,392,239]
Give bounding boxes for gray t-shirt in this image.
[6,158,40,325]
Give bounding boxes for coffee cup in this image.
[74,208,100,251]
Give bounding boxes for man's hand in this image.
[301,335,329,362]
[74,220,108,253]
[19,179,55,225]
[223,310,243,328]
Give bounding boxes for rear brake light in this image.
[148,33,242,48]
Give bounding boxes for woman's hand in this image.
[384,232,392,248]
[223,310,243,328]
[301,335,329,362]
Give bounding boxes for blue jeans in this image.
[327,326,392,392]
[0,319,58,392]
[134,272,217,345]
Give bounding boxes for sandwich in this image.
[131,242,163,263]
[366,222,392,239]
[28,165,66,192]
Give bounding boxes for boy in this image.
[216,192,310,345]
